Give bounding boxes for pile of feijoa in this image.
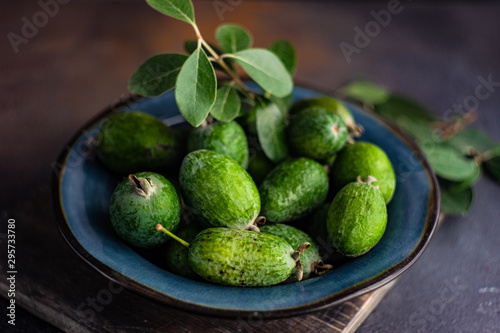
[98,94,396,287]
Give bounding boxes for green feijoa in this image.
[288,108,348,162]
[247,149,275,185]
[165,222,204,280]
[327,177,388,257]
[290,96,363,137]
[188,228,306,286]
[260,158,329,223]
[179,150,260,229]
[187,121,249,168]
[332,141,396,204]
[98,111,181,175]
[260,224,328,281]
[110,172,181,248]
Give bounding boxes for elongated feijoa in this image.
[260,224,329,281]
[288,108,348,162]
[179,150,260,229]
[327,177,387,257]
[332,141,396,204]
[259,158,329,223]
[188,228,307,286]
[110,172,181,248]
[187,121,249,168]
[98,112,181,175]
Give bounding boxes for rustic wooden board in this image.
[0,185,397,332]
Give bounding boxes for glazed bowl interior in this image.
[54,85,439,318]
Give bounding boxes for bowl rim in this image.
[52,84,440,319]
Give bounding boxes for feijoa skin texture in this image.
[187,121,249,169]
[98,112,181,175]
[288,108,348,162]
[259,158,329,223]
[332,142,396,204]
[165,222,204,280]
[110,172,181,248]
[260,224,321,281]
[327,181,387,257]
[290,96,362,136]
[189,228,296,287]
[179,150,260,229]
[97,112,181,175]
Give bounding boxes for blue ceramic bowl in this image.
[53,85,439,318]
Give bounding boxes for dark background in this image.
[1,1,499,332]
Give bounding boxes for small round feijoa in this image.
[187,121,249,168]
[179,150,260,229]
[327,178,387,257]
[259,158,329,223]
[288,108,348,162]
[188,228,298,286]
[290,96,362,136]
[331,141,396,203]
[110,172,181,248]
[260,224,322,281]
[97,111,181,175]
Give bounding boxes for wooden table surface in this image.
[1,1,500,332]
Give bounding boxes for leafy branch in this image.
[338,80,500,216]
[129,0,295,162]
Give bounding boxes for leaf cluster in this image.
[129,0,296,162]
[339,80,500,216]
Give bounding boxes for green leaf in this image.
[215,24,252,54]
[485,145,500,159]
[267,40,296,75]
[439,179,474,215]
[390,117,437,141]
[184,40,233,72]
[374,95,437,123]
[255,99,288,162]
[210,83,241,122]
[419,141,480,182]
[448,166,481,192]
[446,128,497,156]
[485,155,500,183]
[128,53,188,97]
[339,80,390,105]
[146,0,195,25]
[226,49,293,98]
[175,47,217,127]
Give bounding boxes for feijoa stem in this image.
[313,261,334,276]
[357,175,378,186]
[245,216,266,232]
[295,260,304,282]
[191,23,254,99]
[129,174,154,198]
[348,123,364,137]
[156,224,190,248]
[291,242,310,281]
